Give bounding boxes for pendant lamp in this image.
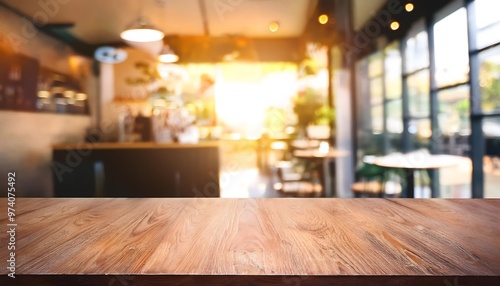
[120,16,164,42]
[158,45,179,63]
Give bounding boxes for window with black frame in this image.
[356,45,403,159]
[355,55,384,161]
[404,21,432,151]
[433,3,472,198]
[353,0,500,198]
[384,42,403,153]
[472,0,500,198]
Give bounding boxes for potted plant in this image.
[292,87,334,139]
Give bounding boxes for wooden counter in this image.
[52,141,220,150]
[52,142,220,197]
[1,198,499,285]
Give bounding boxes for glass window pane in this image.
[476,0,500,49]
[405,31,429,73]
[358,131,385,156]
[385,42,402,99]
[483,117,500,137]
[477,22,500,50]
[438,85,471,135]
[434,8,469,87]
[407,69,430,117]
[480,46,500,113]
[386,99,403,134]
[356,58,386,160]
[439,156,472,198]
[483,117,500,198]
[371,104,383,133]
[408,118,431,150]
[370,77,383,105]
[369,52,383,78]
[387,133,402,153]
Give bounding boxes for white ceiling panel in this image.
[0,0,315,44]
[205,0,314,37]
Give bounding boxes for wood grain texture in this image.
[1,198,499,285]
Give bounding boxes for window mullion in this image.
[427,13,441,197]
[466,0,485,198]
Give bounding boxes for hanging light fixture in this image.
[120,16,164,42]
[158,45,179,63]
[269,21,279,32]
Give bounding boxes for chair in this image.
[351,157,403,198]
[351,181,384,197]
[351,159,386,198]
[273,161,322,197]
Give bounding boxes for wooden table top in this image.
[1,198,499,285]
[290,139,321,149]
[372,152,466,170]
[293,148,349,159]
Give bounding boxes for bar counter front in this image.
[1,198,499,285]
[52,142,220,198]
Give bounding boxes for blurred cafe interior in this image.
[0,0,499,199]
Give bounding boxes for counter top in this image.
[1,198,499,285]
[52,141,220,149]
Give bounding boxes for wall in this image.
[87,48,157,142]
[0,6,94,197]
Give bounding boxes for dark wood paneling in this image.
[0,49,38,111]
[53,144,220,197]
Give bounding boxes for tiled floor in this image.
[218,140,280,198]
[219,168,279,198]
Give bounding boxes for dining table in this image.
[290,139,321,149]
[371,152,466,198]
[1,198,499,285]
[293,146,349,197]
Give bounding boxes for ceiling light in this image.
[269,21,279,32]
[390,21,400,30]
[94,46,128,64]
[405,3,414,12]
[120,17,164,42]
[158,45,179,63]
[318,14,328,25]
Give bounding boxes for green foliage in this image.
[292,88,333,128]
[298,58,320,78]
[314,105,334,125]
[481,61,500,111]
[454,98,470,116]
